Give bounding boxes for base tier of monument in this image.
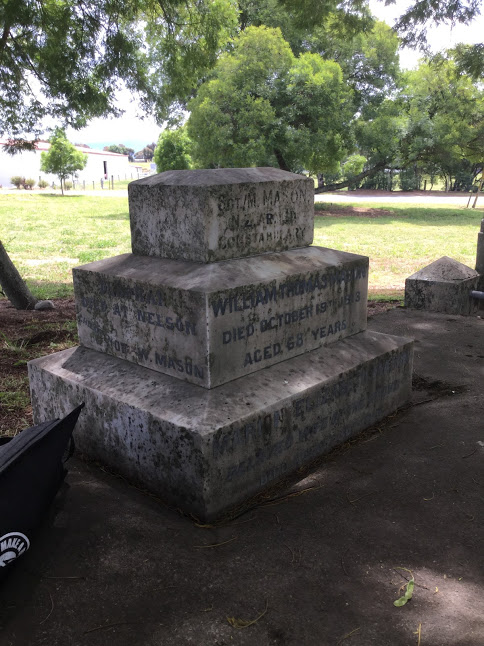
[28,330,412,521]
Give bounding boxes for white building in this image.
[0,140,134,187]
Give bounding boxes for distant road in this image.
[315,190,480,207]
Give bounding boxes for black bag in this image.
[0,404,84,576]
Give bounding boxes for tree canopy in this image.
[103,144,135,161]
[1,0,482,147]
[187,26,354,174]
[0,0,238,148]
[154,128,192,172]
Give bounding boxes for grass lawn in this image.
[314,201,483,297]
[0,193,482,300]
[0,193,130,299]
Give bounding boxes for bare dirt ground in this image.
[1,308,484,646]
[315,205,394,218]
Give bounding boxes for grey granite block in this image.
[405,256,480,315]
[73,247,369,388]
[128,168,314,262]
[28,330,413,521]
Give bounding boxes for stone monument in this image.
[28,168,413,521]
[405,256,481,315]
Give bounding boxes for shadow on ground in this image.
[1,309,483,646]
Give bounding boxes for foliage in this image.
[103,144,135,161]
[1,0,481,146]
[134,142,156,161]
[40,129,87,195]
[38,179,49,189]
[394,0,482,48]
[400,56,484,190]
[143,145,155,161]
[10,176,25,189]
[342,155,367,189]
[10,176,35,190]
[302,18,401,116]
[188,26,353,174]
[399,166,421,191]
[0,0,240,147]
[154,128,192,172]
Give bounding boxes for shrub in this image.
[38,179,49,189]
[64,180,73,190]
[24,178,35,190]
[11,176,25,189]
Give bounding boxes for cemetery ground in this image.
[1,191,483,644]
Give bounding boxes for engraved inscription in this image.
[209,266,366,317]
[217,348,412,485]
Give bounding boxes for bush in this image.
[361,170,392,190]
[38,179,49,189]
[24,178,35,190]
[11,176,25,189]
[64,180,73,190]
[399,167,421,191]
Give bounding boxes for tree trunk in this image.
[273,149,291,172]
[314,161,387,194]
[0,240,37,309]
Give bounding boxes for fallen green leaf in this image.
[394,577,415,607]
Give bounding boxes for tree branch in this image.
[274,148,291,172]
[0,22,11,53]
[314,160,387,193]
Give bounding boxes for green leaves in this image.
[40,129,87,195]
[187,26,353,173]
[154,128,192,172]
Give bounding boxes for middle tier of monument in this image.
[74,246,369,388]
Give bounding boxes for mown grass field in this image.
[0,192,482,300]
[314,201,483,297]
[0,193,130,299]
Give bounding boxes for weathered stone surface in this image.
[34,300,55,310]
[405,256,480,315]
[128,168,314,262]
[73,247,369,388]
[28,330,413,521]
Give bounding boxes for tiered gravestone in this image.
[29,168,413,521]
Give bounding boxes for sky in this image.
[65,1,483,152]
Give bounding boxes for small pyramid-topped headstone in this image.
[405,256,480,315]
[128,168,314,262]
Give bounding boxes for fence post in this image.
[472,179,483,209]
[111,175,114,190]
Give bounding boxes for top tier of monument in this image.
[128,167,314,263]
